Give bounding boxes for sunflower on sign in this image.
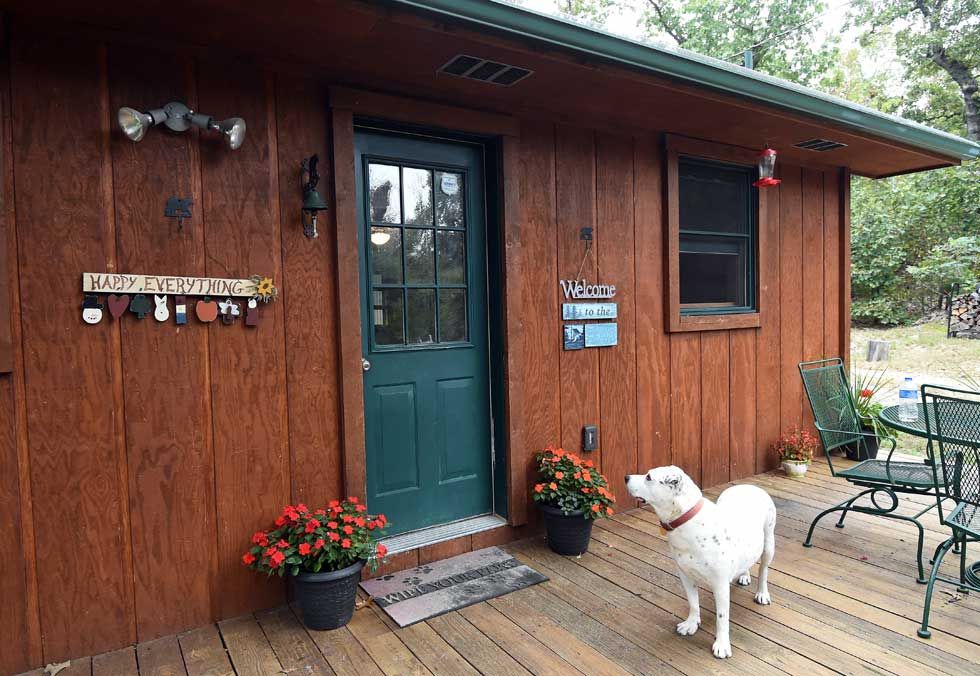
[250,275,279,303]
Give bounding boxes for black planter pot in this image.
[845,425,879,461]
[293,559,365,630]
[539,504,594,556]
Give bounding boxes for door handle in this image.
[361,358,371,372]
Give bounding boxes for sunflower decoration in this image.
[250,275,279,303]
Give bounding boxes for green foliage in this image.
[848,0,980,140]
[647,0,840,86]
[851,161,980,323]
[906,235,980,298]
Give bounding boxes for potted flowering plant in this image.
[243,498,388,630]
[774,427,817,477]
[532,447,615,556]
[847,368,889,460]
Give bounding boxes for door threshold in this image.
[379,514,508,556]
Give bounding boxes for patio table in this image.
[879,403,934,438]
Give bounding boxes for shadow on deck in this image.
[19,460,980,675]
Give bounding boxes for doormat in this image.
[359,546,548,627]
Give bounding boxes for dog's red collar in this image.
[660,499,704,532]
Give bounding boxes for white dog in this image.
[625,466,776,659]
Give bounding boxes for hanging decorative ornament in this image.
[219,297,241,325]
[250,275,278,303]
[107,294,130,319]
[196,297,219,323]
[129,294,152,319]
[753,146,782,188]
[245,298,260,327]
[174,296,188,325]
[153,295,170,322]
[82,295,104,324]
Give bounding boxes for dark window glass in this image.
[678,157,756,313]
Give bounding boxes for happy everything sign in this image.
[82,272,259,298]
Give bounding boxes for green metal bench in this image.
[799,358,940,583]
[918,384,980,639]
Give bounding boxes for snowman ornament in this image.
[82,295,104,324]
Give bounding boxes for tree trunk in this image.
[928,46,980,142]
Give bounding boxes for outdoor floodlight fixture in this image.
[117,101,247,150]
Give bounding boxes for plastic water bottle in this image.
[899,377,919,423]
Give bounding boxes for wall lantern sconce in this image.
[753,146,782,187]
[117,101,247,150]
[301,154,329,239]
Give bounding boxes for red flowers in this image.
[376,543,387,558]
[242,498,390,579]
[532,447,616,522]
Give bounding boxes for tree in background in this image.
[538,0,979,325]
[850,0,980,141]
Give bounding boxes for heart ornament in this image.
[107,294,130,318]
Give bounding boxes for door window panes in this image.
[367,161,471,347]
[437,230,465,284]
[403,168,433,225]
[371,227,402,284]
[373,289,404,345]
[405,228,435,284]
[407,289,437,345]
[439,289,467,342]
[435,171,464,228]
[369,164,401,224]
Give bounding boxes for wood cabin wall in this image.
[0,21,848,673]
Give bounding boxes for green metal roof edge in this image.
[384,0,980,162]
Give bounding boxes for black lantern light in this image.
[301,155,328,239]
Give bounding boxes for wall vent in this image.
[438,54,533,86]
[794,138,848,152]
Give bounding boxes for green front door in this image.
[355,129,493,536]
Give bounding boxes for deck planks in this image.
[34,462,980,676]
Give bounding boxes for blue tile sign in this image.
[562,303,617,320]
[585,323,618,348]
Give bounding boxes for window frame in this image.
[665,135,770,333]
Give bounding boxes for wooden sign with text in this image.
[83,272,258,298]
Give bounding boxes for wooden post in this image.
[866,340,890,362]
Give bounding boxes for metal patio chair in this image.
[799,358,940,583]
[917,384,980,639]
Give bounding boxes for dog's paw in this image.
[754,590,772,605]
[712,639,733,659]
[676,618,701,636]
[736,573,751,586]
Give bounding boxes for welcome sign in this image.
[82,273,259,298]
[559,278,616,299]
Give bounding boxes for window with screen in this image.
[666,135,766,332]
[678,157,756,313]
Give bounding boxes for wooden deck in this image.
[19,460,980,676]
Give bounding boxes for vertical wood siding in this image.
[0,27,849,673]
